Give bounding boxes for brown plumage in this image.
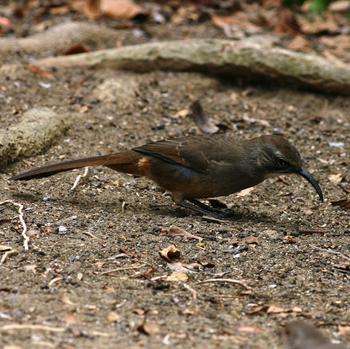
[12,134,323,217]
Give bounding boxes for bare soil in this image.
[0,15,350,349]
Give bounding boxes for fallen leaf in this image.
[165,271,188,282]
[133,308,146,316]
[0,17,12,30]
[174,108,189,118]
[190,100,219,134]
[64,312,78,325]
[211,12,262,34]
[61,293,76,306]
[287,35,311,52]
[159,245,180,263]
[71,0,102,19]
[161,226,202,242]
[298,13,340,35]
[267,304,302,316]
[100,0,146,20]
[26,64,54,80]
[332,198,350,210]
[137,322,159,336]
[242,236,259,245]
[322,50,349,68]
[329,0,350,12]
[273,8,301,35]
[338,324,350,336]
[107,311,121,323]
[329,174,344,185]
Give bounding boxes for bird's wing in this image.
[133,134,237,173]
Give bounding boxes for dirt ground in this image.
[1,7,350,349]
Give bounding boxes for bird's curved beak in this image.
[298,168,324,202]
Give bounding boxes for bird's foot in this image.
[180,199,234,220]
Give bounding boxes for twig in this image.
[0,200,29,251]
[99,263,146,275]
[70,167,89,191]
[83,231,100,239]
[0,324,115,337]
[298,228,327,234]
[197,278,251,290]
[0,324,64,332]
[48,277,63,288]
[183,283,198,300]
[0,249,17,265]
[121,201,126,214]
[312,246,350,262]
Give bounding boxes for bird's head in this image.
[254,135,323,201]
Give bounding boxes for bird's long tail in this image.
[12,151,142,180]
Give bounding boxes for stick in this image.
[0,200,29,251]
[197,278,251,290]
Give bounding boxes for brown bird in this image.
[283,320,348,349]
[12,134,323,217]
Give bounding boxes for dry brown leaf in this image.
[329,173,344,185]
[237,325,264,333]
[273,8,301,35]
[161,226,203,242]
[64,312,78,325]
[338,324,350,336]
[26,64,54,80]
[267,304,302,316]
[190,100,219,134]
[329,0,350,12]
[107,311,121,323]
[137,322,159,336]
[298,13,340,34]
[174,108,189,118]
[332,198,350,210]
[287,35,311,52]
[100,0,146,20]
[133,308,146,316]
[159,245,180,263]
[242,236,259,245]
[165,271,188,282]
[71,0,145,20]
[61,293,76,306]
[211,12,262,33]
[70,0,100,19]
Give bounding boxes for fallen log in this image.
[37,39,350,95]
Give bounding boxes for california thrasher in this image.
[12,134,323,217]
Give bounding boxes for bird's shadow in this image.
[10,191,292,231]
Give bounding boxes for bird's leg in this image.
[180,199,234,219]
